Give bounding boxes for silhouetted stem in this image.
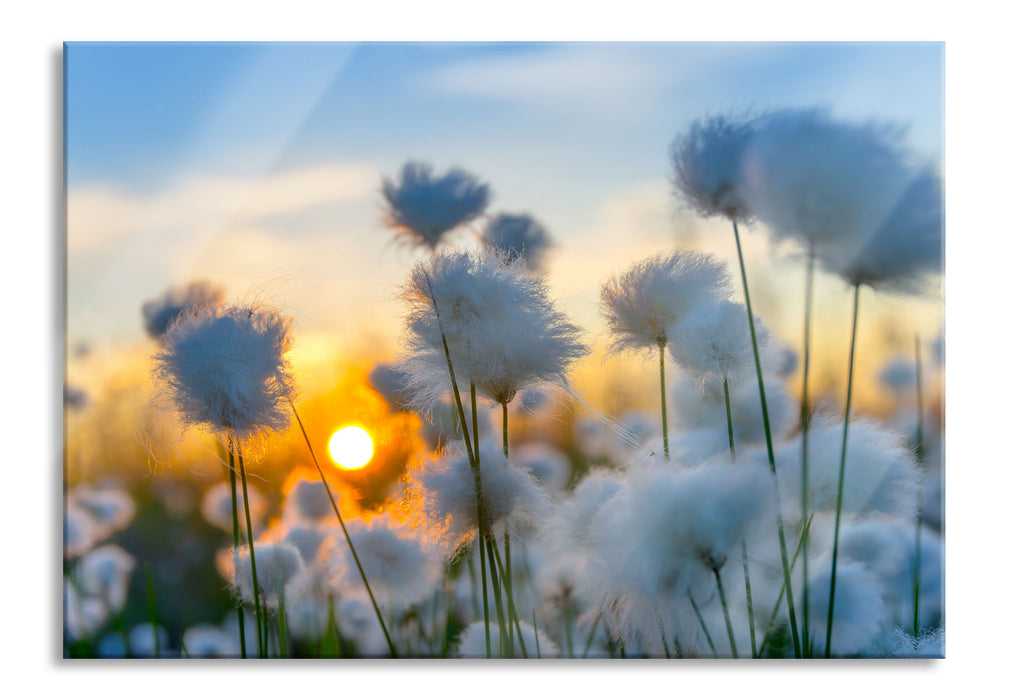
[714,568,738,658]
[226,442,247,658]
[914,334,925,636]
[236,446,265,658]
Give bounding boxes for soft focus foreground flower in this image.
[183,624,241,658]
[671,114,757,221]
[401,250,588,407]
[878,355,917,395]
[155,304,296,441]
[329,513,442,609]
[405,440,551,553]
[822,168,943,295]
[482,213,554,272]
[78,545,136,611]
[142,280,224,339]
[70,484,136,542]
[803,559,887,656]
[582,459,772,652]
[776,417,921,523]
[234,542,304,607]
[381,161,491,250]
[600,251,731,353]
[741,109,912,266]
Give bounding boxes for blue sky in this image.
[65,41,944,403]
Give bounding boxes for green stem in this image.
[758,514,814,658]
[688,592,718,658]
[236,446,265,658]
[800,249,814,658]
[659,341,670,460]
[488,537,528,658]
[470,384,500,657]
[582,613,602,658]
[732,218,800,657]
[288,403,399,658]
[714,568,738,658]
[724,378,756,657]
[226,441,247,659]
[278,592,288,659]
[825,283,861,658]
[532,609,542,658]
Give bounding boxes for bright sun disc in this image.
[328,426,374,470]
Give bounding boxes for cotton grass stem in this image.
[236,446,265,658]
[489,537,528,658]
[226,444,247,658]
[289,403,399,658]
[757,514,814,658]
[688,592,718,658]
[724,378,756,656]
[659,341,670,460]
[799,249,814,658]
[732,218,801,657]
[824,283,861,657]
[713,568,738,658]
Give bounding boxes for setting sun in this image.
[328,426,374,470]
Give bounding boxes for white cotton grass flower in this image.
[540,467,625,562]
[182,624,240,658]
[666,428,733,467]
[64,577,109,640]
[671,113,758,222]
[455,621,559,658]
[64,502,99,558]
[233,542,304,608]
[381,161,491,250]
[482,212,554,272]
[401,250,588,407]
[337,595,390,657]
[513,442,571,494]
[405,439,551,554]
[154,303,296,441]
[78,545,136,612]
[878,355,917,395]
[671,374,797,445]
[763,337,799,379]
[601,251,732,353]
[200,480,268,533]
[741,109,913,264]
[776,416,921,523]
[670,300,767,387]
[283,525,328,565]
[574,415,610,461]
[877,626,944,658]
[70,484,136,541]
[282,477,337,523]
[582,460,772,651]
[142,280,225,339]
[803,558,888,656]
[839,519,944,631]
[329,513,442,610]
[822,168,944,295]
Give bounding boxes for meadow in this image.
[63,109,944,659]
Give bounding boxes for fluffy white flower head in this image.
[670,300,767,386]
[406,440,551,553]
[742,109,912,264]
[401,250,587,406]
[155,303,297,440]
[234,542,304,607]
[381,161,491,250]
[671,114,757,221]
[600,251,732,352]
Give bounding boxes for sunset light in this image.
[328,426,374,470]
